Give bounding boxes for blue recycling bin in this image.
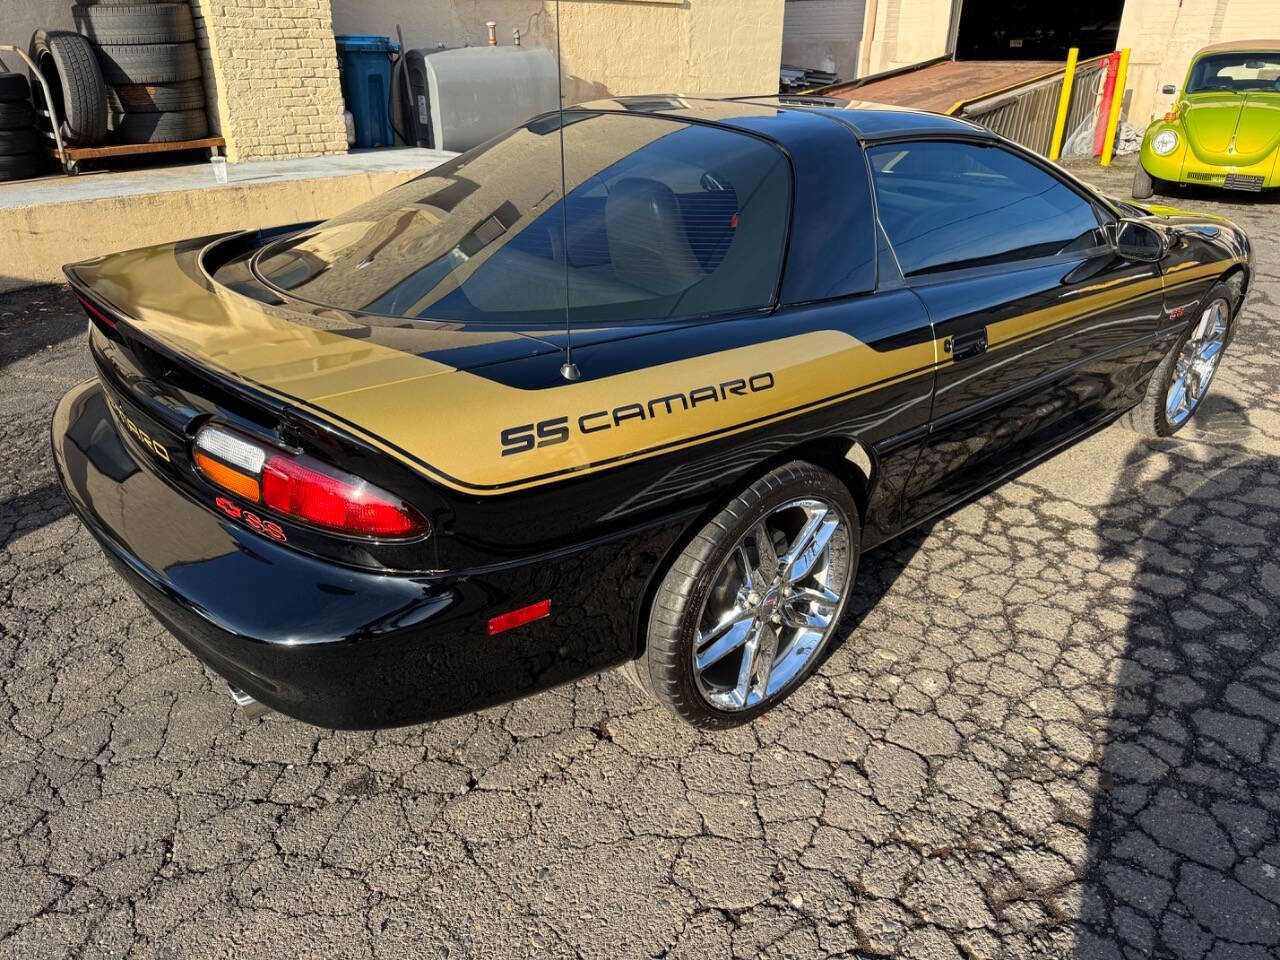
[335,35,400,148]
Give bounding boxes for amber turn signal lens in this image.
[1164,110,1178,122]
[194,450,261,502]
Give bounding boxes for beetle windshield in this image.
[1186,52,1280,94]
[254,111,791,326]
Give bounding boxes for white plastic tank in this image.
[403,45,560,152]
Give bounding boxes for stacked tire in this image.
[73,1,209,144]
[0,72,47,181]
[29,30,107,147]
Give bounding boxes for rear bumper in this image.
[52,379,683,728]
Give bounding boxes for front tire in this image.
[1124,285,1234,437]
[1132,163,1158,200]
[633,461,860,728]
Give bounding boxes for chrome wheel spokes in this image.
[692,498,850,711]
[1166,298,1229,427]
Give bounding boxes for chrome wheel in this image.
[692,498,851,711]
[1166,297,1229,427]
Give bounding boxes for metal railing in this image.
[951,55,1109,157]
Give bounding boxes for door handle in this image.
[946,328,988,362]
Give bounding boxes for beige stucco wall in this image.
[1117,0,1280,126]
[863,0,953,75]
[329,0,785,104]
[193,0,349,162]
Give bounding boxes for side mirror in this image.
[1161,84,1177,95]
[1114,219,1167,262]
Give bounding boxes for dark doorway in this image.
[955,0,1124,61]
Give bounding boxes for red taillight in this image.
[261,455,424,538]
[487,599,551,636]
[76,294,117,330]
[193,424,428,539]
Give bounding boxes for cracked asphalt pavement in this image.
[2,158,1279,959]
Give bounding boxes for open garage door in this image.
[956,0,1124,61]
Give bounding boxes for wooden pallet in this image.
[45,136,226,174]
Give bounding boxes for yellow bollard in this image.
[1100,47,1130,166]
[1049,47,1079,161]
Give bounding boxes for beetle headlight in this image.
[1152,130,1179,156]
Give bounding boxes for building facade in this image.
[783,0,1280,126]
[5,0,784,162]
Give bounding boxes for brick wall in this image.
[191,0,348,162]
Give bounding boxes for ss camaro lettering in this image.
[215,496,287,542]
[500,417,569,457]
[500,371,776,456]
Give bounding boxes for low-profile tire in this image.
[109,107,207,143]
[0,128,42,154]
[107,78,205,114]
[0,152,47,181]
[1132,163,1159,200]
[29,30,108,146]
[94,42,201,85]
[0,101,35,131]
[633,461,860,728]
[1123,282,1235,438]
[74,3,195,45]
[0,72,32,102]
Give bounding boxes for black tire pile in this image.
[73,0,209,143]
[0,72,47,181]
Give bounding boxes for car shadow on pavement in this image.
[0,482,72,550]
[1076,417,1280,958]
[0,283,85,371]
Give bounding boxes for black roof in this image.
[572,94,995,145]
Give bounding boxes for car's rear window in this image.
[255,112,792,326]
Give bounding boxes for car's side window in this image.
[866,140,1106,278]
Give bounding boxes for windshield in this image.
[254,111,792,327]
[1186,52,1280,94]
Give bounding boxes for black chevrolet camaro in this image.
[53,96,1252,729]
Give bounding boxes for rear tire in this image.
[94,42,201,85]
[0,72,32,102]
[107,78,205,114]
[0,152,47,181]
[29,30,108,146]
[1123,283,1234,437]
[1132,163,1158,200]
[109,107,208,143]
[0,128,42,154]
[74,3,195,45]
[0,101,35,131]
[632,461,860,728]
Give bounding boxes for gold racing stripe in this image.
[315,330,942,492]
[70,241,1237,496]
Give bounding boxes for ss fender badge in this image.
[106,393,172,464]
[501,371,776,457]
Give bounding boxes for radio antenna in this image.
[554,0,580,381]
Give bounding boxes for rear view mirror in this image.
[1114,220,1167,262]
[1162,84,1177,95]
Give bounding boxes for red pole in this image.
[1093,52,1121,157]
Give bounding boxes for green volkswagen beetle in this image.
[1135,40,1280,199]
